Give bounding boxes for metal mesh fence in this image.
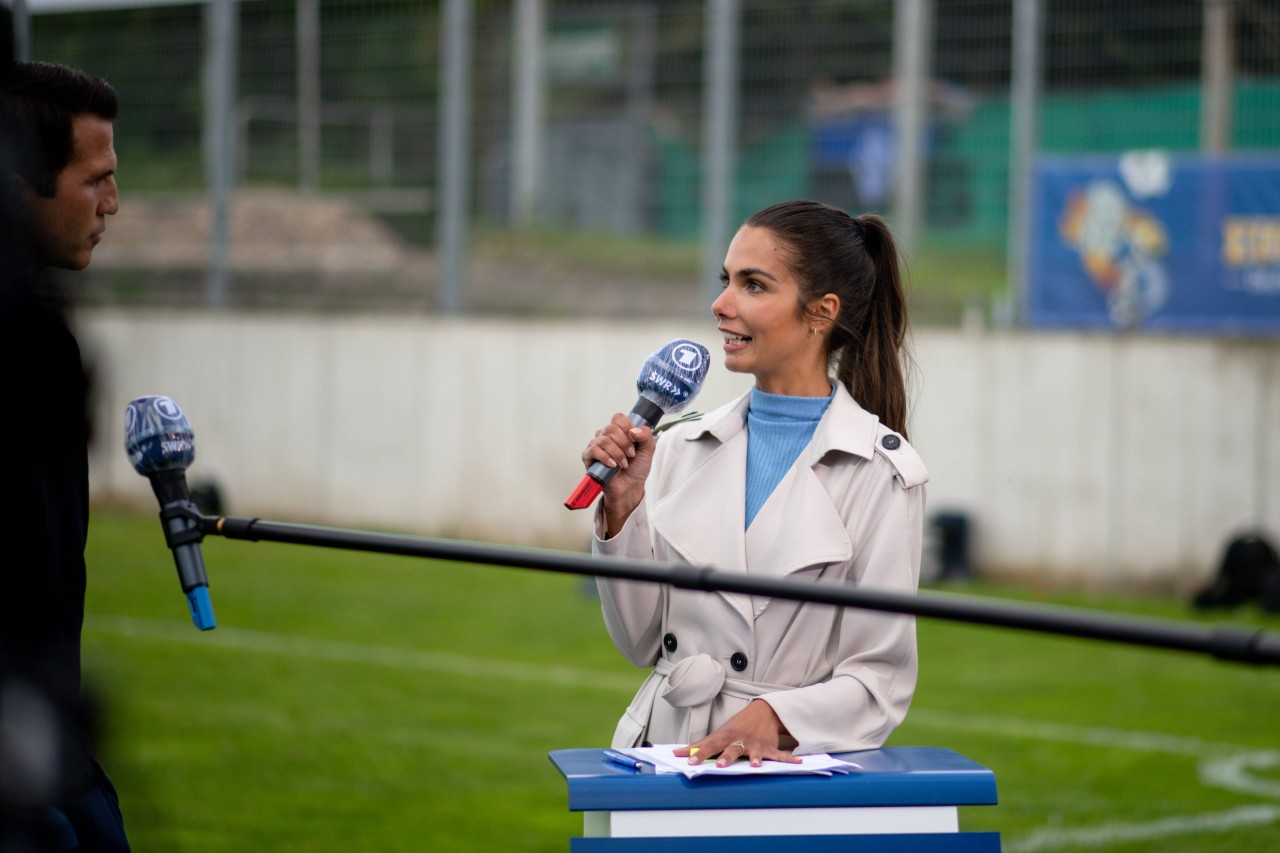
[21,0,1280,319]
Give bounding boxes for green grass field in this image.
[81,509,1280,851]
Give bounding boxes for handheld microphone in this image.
[565,338,710,510]
[124,396,216,630]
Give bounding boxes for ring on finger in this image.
[730,741,746,751]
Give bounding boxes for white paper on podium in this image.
[619,745,862,779]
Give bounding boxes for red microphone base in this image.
[564,475,604,510]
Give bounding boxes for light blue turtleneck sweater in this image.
[744,384,835,529]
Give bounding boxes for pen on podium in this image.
[602,749,649,771]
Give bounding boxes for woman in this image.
[581,200,926,767]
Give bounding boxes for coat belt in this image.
[656,654,792,743]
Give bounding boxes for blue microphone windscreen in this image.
[125,396,195,475]
[636,339,711,414]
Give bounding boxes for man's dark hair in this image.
[0,60,118,197]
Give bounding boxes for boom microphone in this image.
[565,338,710,510]
[124,396,216,630]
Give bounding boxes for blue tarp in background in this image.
[1027,155,1280,334]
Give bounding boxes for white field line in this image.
[1201,751,1280,800]
[85,613,638,693]
[910,709,1280,851]
[88,614,1280,851]
[906,709,1229,757]
[1007,805,1280,853]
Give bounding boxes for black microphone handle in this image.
[147,465,190,507]
[165,511,210,594]
[147,469,215,630]
[583,396,665,487]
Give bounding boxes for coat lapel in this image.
[648,384,881,621]
[651,396,753,623]
[743,464,853,578]
[652,430,749,572]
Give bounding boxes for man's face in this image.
[24,113,118,272]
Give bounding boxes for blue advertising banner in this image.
[1026,154,1280,334]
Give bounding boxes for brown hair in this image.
[745,199,912,438]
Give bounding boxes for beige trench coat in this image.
[594,383,927,755]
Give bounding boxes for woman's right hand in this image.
[581,413,655,537]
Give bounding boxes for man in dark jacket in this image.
[1,49,129,851]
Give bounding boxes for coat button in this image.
[882,434,901,450]
[663,633,678,653]
[730,652,748,672]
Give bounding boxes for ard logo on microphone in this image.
[155,397,185,420]
[671,342,705,374]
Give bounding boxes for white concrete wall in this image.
[78,310,1280,592]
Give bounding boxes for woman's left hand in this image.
[673,699,802,768]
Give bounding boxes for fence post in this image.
[296,0,320,193]
[891,0,932,255]
[11,0,28,60]
[203,0,238,309]
[437,0,472,314]
[1006,0,1044,327]
[1200,0,1235,154]
[510,0,545,228]
[699,0,740,309]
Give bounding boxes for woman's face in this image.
[711,225,832,396]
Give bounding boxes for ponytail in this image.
[834,215,911,439]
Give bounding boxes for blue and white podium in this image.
[549,746,999,851]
